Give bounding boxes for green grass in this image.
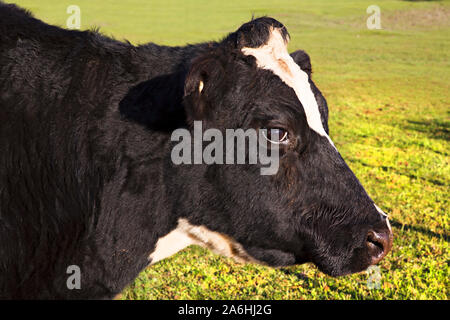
[6,0,449,300]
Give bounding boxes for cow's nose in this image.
[366,229,393,265]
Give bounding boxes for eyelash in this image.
[262,128,289,144]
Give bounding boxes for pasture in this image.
[6,0,449,299]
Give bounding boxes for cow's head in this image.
[121,17,393,276]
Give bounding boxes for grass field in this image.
[6,0,449,300]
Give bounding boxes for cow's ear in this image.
[184,54,224,121]
[290,50,312,76]
[119,72,187,132]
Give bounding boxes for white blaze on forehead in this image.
[241,28,334,147]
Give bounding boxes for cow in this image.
[0,2,393,299]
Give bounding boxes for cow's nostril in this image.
[367,231,384,250]
[366,230,392,265]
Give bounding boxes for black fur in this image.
[0,2,391,299]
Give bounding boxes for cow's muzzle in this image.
[366,222,393,265]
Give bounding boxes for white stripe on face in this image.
[374,204,392,233]
[241,28,335,147]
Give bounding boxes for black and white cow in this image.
[0,2,392,299]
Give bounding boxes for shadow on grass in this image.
[280,268,319,284]
[390,218,449,242]
[349,157,446,186]
[403,119,450,142]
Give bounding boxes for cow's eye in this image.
[262,128,289,144]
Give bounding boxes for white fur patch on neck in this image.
[242,28,334,147]
[148,224,194,264]
[149,218,256,265]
